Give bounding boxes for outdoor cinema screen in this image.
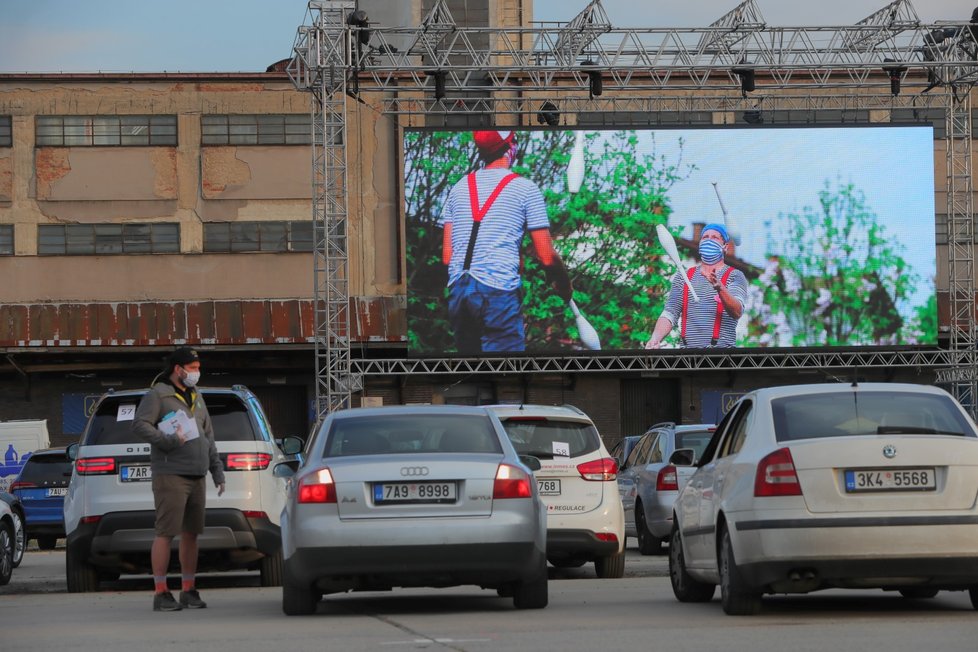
[403,125,937,355]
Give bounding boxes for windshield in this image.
[500,418,600,459]
[324,414,502,457]
[771,391,977,442]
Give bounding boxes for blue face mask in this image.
[699,239,725,264]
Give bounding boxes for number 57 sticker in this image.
[117,404,137,421]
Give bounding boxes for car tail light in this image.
[298,468,336,504]
[596,532,619,543]
[577,457,618,481]
[76,457,116,475]
[9,481,36,491]
[493,464,532,499]
[226,453,272,471]
[755,448,802,497]
[656,465,679,491]
[242,511,269,520]
[80,515,102,525]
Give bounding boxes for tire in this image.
[282,575,320,616]
[970,588,978,610]
[37,535,58,551]
[10,510,25,568]
[594,550,625,579]
[0,521,13,586]
[260,549,283,587]
[669,525,715,602]
[65,547,99,593]
[513,558,549,609]
[636,506,663,556]
[719,526,762,615]
[899,588,939,599]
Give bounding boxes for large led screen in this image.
[404,126,937,355]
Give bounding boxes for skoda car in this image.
[279,405,548,616]
[64,385,302,592]
[669,382,978,615]
[489,404,626,579]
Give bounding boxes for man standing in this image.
[645,223,748,348]
[133,346,225,612]
[440,130,573,353]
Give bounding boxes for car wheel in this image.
[10,510,25,568]
[282,575,320,616]
[669,525,715,602]
[65,547,99,593]
[37,536,58,551]
[719,525,761,616]
[513,558,548,609]
[260,549,283,587]
[594,550,625,579]
[898,588,939,599]
[636,506,663,556]
[0,520,13,586]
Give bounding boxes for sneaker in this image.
[153,591,183,612]
[179,589,207,609]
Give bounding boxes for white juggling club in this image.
[567,131,585,194]
[655,223,700,303]
[569,300,601,350]
[711,181,742,246]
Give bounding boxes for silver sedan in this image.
[278,405,548,615]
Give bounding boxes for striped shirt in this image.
[439,168,550,291]
[660,265,748,348]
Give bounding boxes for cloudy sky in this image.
[0,0,971,73]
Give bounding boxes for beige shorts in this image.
[152,474,206,537]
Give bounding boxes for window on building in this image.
[38,223,180,255]
[201,114,313,145]
[203,221,313,253]
[0,225,13,255]
[35,116,177,146]
[0,116,11,147]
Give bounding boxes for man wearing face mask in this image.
[133,346,225,612]
[645,223,748,348]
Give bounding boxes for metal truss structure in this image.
[290,0,978,418]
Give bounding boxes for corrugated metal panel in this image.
[0,298,406,347]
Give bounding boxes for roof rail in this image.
[647,421,676,430]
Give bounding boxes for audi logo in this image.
[400,466,429,477]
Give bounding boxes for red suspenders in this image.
[681,266,734,347]
[461,172,518,271]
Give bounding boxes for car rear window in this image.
[324,414,502,457]
[84,393,259,445]
[16,453,71,484]
[771,391,978,442]
[675,430,714,460]
[500,418,600,458]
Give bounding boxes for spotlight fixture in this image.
[426,70,447,100]
[581,59,602,98]
[742,110,764,125]
[536,101,560,127]
[882,58,907,96]
[732,64,756,94]
[346,9,371,47]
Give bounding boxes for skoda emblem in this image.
[882,445,897,459]
[400,466,429,477]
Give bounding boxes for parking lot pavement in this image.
[2,540,667,595]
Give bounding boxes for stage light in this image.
[742,110,763,125]
[346,9,371,47]
[427,70,447,100]
[581,60,602,98]
[882,58,907,96]
[536,101,560,127]
[732,66,755,94]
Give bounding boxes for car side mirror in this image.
[669,448,696,466]
[273,461,299,478]
[279,436,304,456]
[519,455,542,472]
[66,442,79,462]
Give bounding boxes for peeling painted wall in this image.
[35,147,178,201]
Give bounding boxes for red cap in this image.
[472,130,515,159]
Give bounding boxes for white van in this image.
[0,420,51,493]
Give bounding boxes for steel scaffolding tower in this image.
[290,0,978,419]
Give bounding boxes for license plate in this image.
[845,468,936,492]
[121,465,152,482]
[537,479,561,496]
[373,482,456,503]
[46,487,68,497]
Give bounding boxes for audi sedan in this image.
[278,405,548,616]
[669,382,978,615]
